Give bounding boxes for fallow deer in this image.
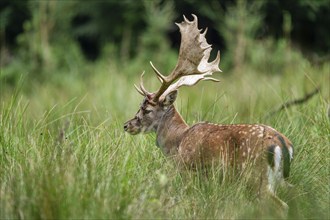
[124,14,294,211]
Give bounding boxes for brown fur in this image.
[155,106,293,170]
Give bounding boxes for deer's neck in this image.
[156,106,189,156]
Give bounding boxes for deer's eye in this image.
[144,109,152,114]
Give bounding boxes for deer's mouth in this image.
[124,121,141,135]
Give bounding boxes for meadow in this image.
[1,47,330,219]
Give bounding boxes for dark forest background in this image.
[1,0,329,85]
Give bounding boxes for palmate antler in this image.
[135,14,221,101]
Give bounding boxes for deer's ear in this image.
[162,90,178,106]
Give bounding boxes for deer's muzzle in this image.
[123,119,140,135]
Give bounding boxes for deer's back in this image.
[177,123,293,168]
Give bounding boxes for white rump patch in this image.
[267,146,283,193]
[274,146,282,169]
[288,146,294,161]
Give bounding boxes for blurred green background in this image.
[1,1,329,219]
[1,0,329,83]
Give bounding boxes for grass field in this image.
[1,56,329,219]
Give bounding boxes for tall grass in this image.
[1,56,329,219]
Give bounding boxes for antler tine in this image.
[211,51,222,71]
[183,15,191,24]
[140,71,151,95]
[201,27,208,37]
[134,71,152,96]
[204,77,220,82]
[150,61,165,83]
[134,84,145,96]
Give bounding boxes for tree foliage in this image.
[0,0,329,83]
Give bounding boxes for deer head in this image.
[123,90,178,135]
[124,14,221,135]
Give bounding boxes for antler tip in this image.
[201,27,208,36]
[182,14,198,24]
[183,15,189,22]
[206,77,221,83]
[150,61,166,82]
